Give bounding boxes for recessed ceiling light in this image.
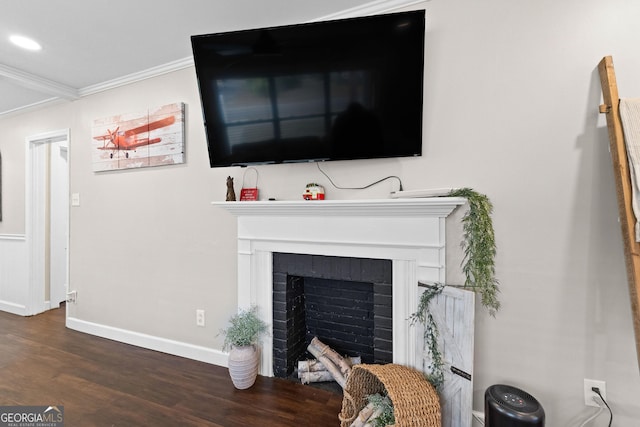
[10,35,42,51]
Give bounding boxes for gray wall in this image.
[0,0,639,424]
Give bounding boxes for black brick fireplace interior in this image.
[272,253,393,378]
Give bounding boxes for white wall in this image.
[423,0,640,424]
[0,0,639,424]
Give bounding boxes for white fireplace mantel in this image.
[214,197,466,376]
[213,198,465,217]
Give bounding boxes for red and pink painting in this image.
[91,102,185,171]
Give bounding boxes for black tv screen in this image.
[191,10,425,168]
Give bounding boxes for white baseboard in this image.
[66,317,229,367]
[0,300,27,316]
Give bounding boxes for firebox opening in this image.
[272,253,392,379]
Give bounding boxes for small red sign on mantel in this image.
[240,188,259,201]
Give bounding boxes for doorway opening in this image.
[26,129,69,316]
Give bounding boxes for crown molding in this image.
[0,97,66,118]
[0,57,194,117]
[78,57,194,97]
[0,63,79,99]
[312,0,427,21]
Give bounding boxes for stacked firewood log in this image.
[298,337,358,388]
[297,356,362,385]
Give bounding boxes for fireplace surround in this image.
[214,197,465,377]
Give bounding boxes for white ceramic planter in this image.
[228,345,260,389]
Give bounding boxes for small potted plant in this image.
[221,306,268,389]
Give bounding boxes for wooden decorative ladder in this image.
[598,55,640,369]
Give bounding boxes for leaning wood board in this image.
[598,55,640,369]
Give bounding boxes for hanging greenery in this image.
[409,283,446,389]
[448,187,500,316]
[410,188,500,390]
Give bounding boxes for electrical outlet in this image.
[196,309,205,327]
[584,379,606,407]
[66,290,77,304]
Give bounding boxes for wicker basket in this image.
[339,364,441,427]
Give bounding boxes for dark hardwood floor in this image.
[0,306,343,426]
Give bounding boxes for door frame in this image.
[26,129,70,316]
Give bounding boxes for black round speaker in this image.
[485,384,545,427]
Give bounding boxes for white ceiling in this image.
[0,0,418,117]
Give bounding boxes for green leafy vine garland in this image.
[449,187,500,315]
[409,283,446,388]
[410,188,500,390]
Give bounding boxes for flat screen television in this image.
[191,10,425,168]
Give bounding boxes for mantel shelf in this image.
[212,197,466,218]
